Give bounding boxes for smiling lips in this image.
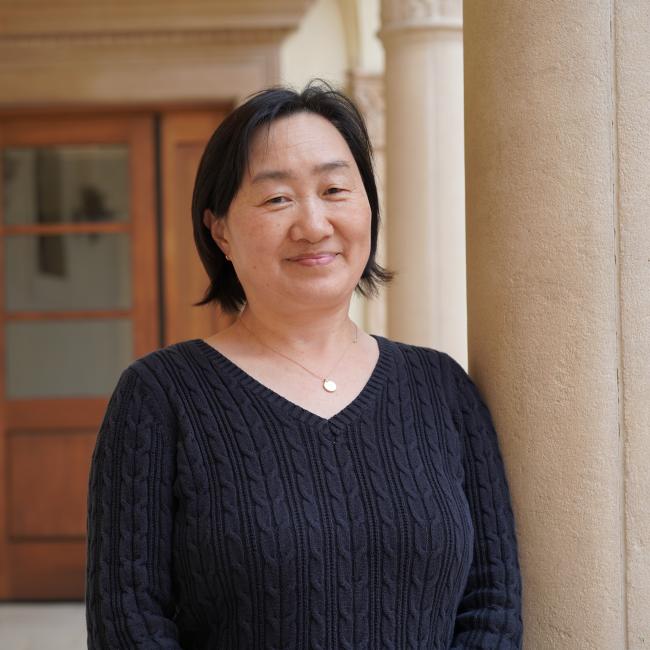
[288,252,339,266]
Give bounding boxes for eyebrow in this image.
[250,160,351,184]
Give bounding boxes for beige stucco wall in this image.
[280,0,384,86]
[280,0,348,88]
[464,1,650,647]
[355,0,384,73]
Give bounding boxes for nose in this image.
[289,196,334,242]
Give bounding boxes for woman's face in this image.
[204,112,372,315]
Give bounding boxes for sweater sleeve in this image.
[441,352,523,649]
[86,365,182,649]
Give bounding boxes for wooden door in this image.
[0,107,227,600]
[0,113,158,599]
[159,108,234,344]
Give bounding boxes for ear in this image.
[202,208,216,230]
[203,209,231,257]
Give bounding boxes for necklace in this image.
[237,316,358,393]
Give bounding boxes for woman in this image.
[86,82,523,649]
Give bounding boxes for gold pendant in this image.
[323,378,337,393]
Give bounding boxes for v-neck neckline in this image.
[191,334,392,433]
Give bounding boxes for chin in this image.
[287,281,356,309]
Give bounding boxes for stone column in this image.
[379,0,467,364]
[463,2,650,647]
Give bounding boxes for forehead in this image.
[246,112,355,171]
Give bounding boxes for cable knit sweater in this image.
[86,335,523,649]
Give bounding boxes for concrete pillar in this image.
[463,2,650,647]
[379,0,467,364]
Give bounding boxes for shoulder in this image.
[377,335,464,381]
[377,335,439,363]
[376,335,476,410]
[126,339,198,380]
[111,339,202,419]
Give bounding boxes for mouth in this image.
[287,252,340,266]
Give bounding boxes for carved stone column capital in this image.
[380,0,462,34]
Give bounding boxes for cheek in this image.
[354,205,373,247]
[234,221,284,264]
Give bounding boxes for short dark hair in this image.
[192,79,393,313]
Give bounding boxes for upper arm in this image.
[86,366,182,649]
[440,352,523,648]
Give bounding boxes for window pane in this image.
[3,146,129,225]
[5,233,131,312]
[6,320,132,398]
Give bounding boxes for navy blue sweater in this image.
[86,335,522,649]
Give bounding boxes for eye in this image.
[325,187,346,196]
[265,195,289,205]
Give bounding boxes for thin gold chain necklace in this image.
[237,316,358,393]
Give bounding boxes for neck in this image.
[237,301,355,354]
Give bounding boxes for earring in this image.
[225,254,231,261]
